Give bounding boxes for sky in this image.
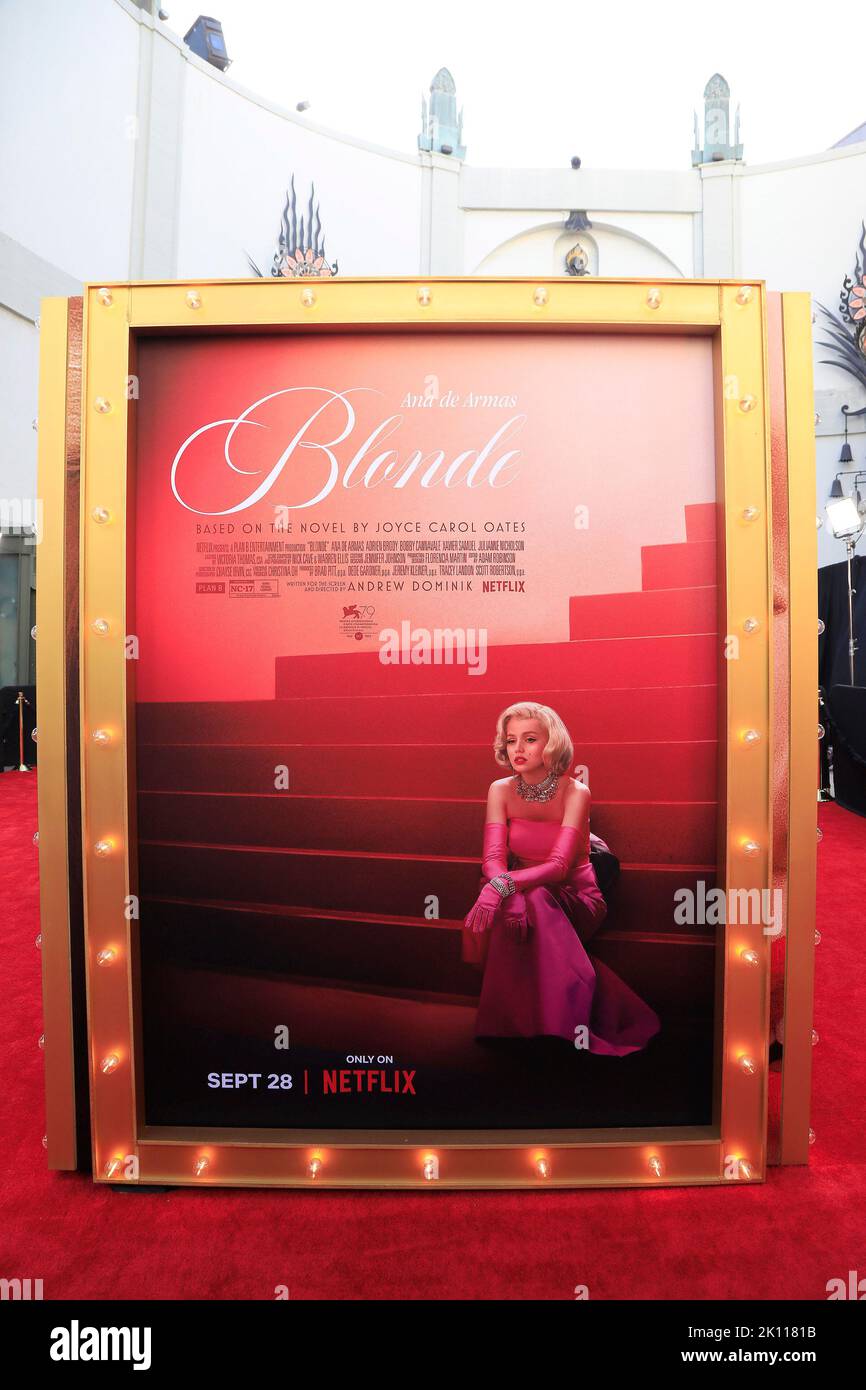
[162,0,865,170]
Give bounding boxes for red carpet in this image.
[1,768,864,1300]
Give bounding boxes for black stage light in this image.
[183,15,231,72]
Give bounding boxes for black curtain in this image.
[818,553,866,690]
[818,552,866,800]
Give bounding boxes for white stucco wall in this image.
[175,58,423,279]
[0,0,139,282]
[0,306,39,506]
[728,146,866,565]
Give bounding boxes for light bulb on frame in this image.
[738,1160,755,1180]
[739,948,759,967]
[740,729,761,746]
[648,1155,663,1177]
[91,507,111,525]
[742,617,761,634]
[422,1154,438,1181]
[93,839,115,857]
[741,839,760,857]
[738,1055,757,1075]
[99,1053,120,1075]
[104,1156,124,1179]
[534,1154,550,1179]
[308,1154,323,1179]
[96,947,118,967]
[91,618,110,636]
[193,1155,210,1177]
[91,728,112,746]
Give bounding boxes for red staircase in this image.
[137,502,720,1018]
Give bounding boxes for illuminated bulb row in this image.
[86,490,115,764]
[93,284,755,320]
[100,1145,760,1184]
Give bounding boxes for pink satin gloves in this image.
[480,821,508,879]
[463,822,583,941]
[464,880,508,935]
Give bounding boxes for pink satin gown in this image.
[471,817,661,1055]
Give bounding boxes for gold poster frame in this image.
[37,277,817,1188]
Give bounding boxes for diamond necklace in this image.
[514,769,559,802]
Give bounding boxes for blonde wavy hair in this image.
[493,702,574,776]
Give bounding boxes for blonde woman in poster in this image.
[463,702,661,1055]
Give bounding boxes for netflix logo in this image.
[316,1069,416,1095]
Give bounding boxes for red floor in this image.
[1,768,864,1301]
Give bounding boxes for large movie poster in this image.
[133,329,719,1132]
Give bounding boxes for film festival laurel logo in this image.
[339,603,376,641]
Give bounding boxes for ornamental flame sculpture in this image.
[816,222,866,414]
[246,175,338,279]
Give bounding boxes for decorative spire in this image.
[418,67,466,158]
[692,73,743,165]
